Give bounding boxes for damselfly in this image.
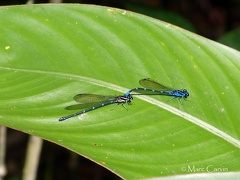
[59,93,133,121]
[125,78,189,104]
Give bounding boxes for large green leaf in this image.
[0,4,240,179]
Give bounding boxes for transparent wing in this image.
[73,93,116,104]
[65,103,103,110]
[139,78,174,91]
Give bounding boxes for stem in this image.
[26,0,34,4]
[23,136,43,180]
[0,126,7,180]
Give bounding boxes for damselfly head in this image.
[128,94,133,102]
[182,89,189,98]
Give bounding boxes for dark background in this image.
[2,0,240,179]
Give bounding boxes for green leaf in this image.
[0,4,240,179]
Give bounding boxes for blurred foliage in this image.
[218,28,240,50]
[125,2,196,32]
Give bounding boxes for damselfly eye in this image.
[183,89,189,97]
